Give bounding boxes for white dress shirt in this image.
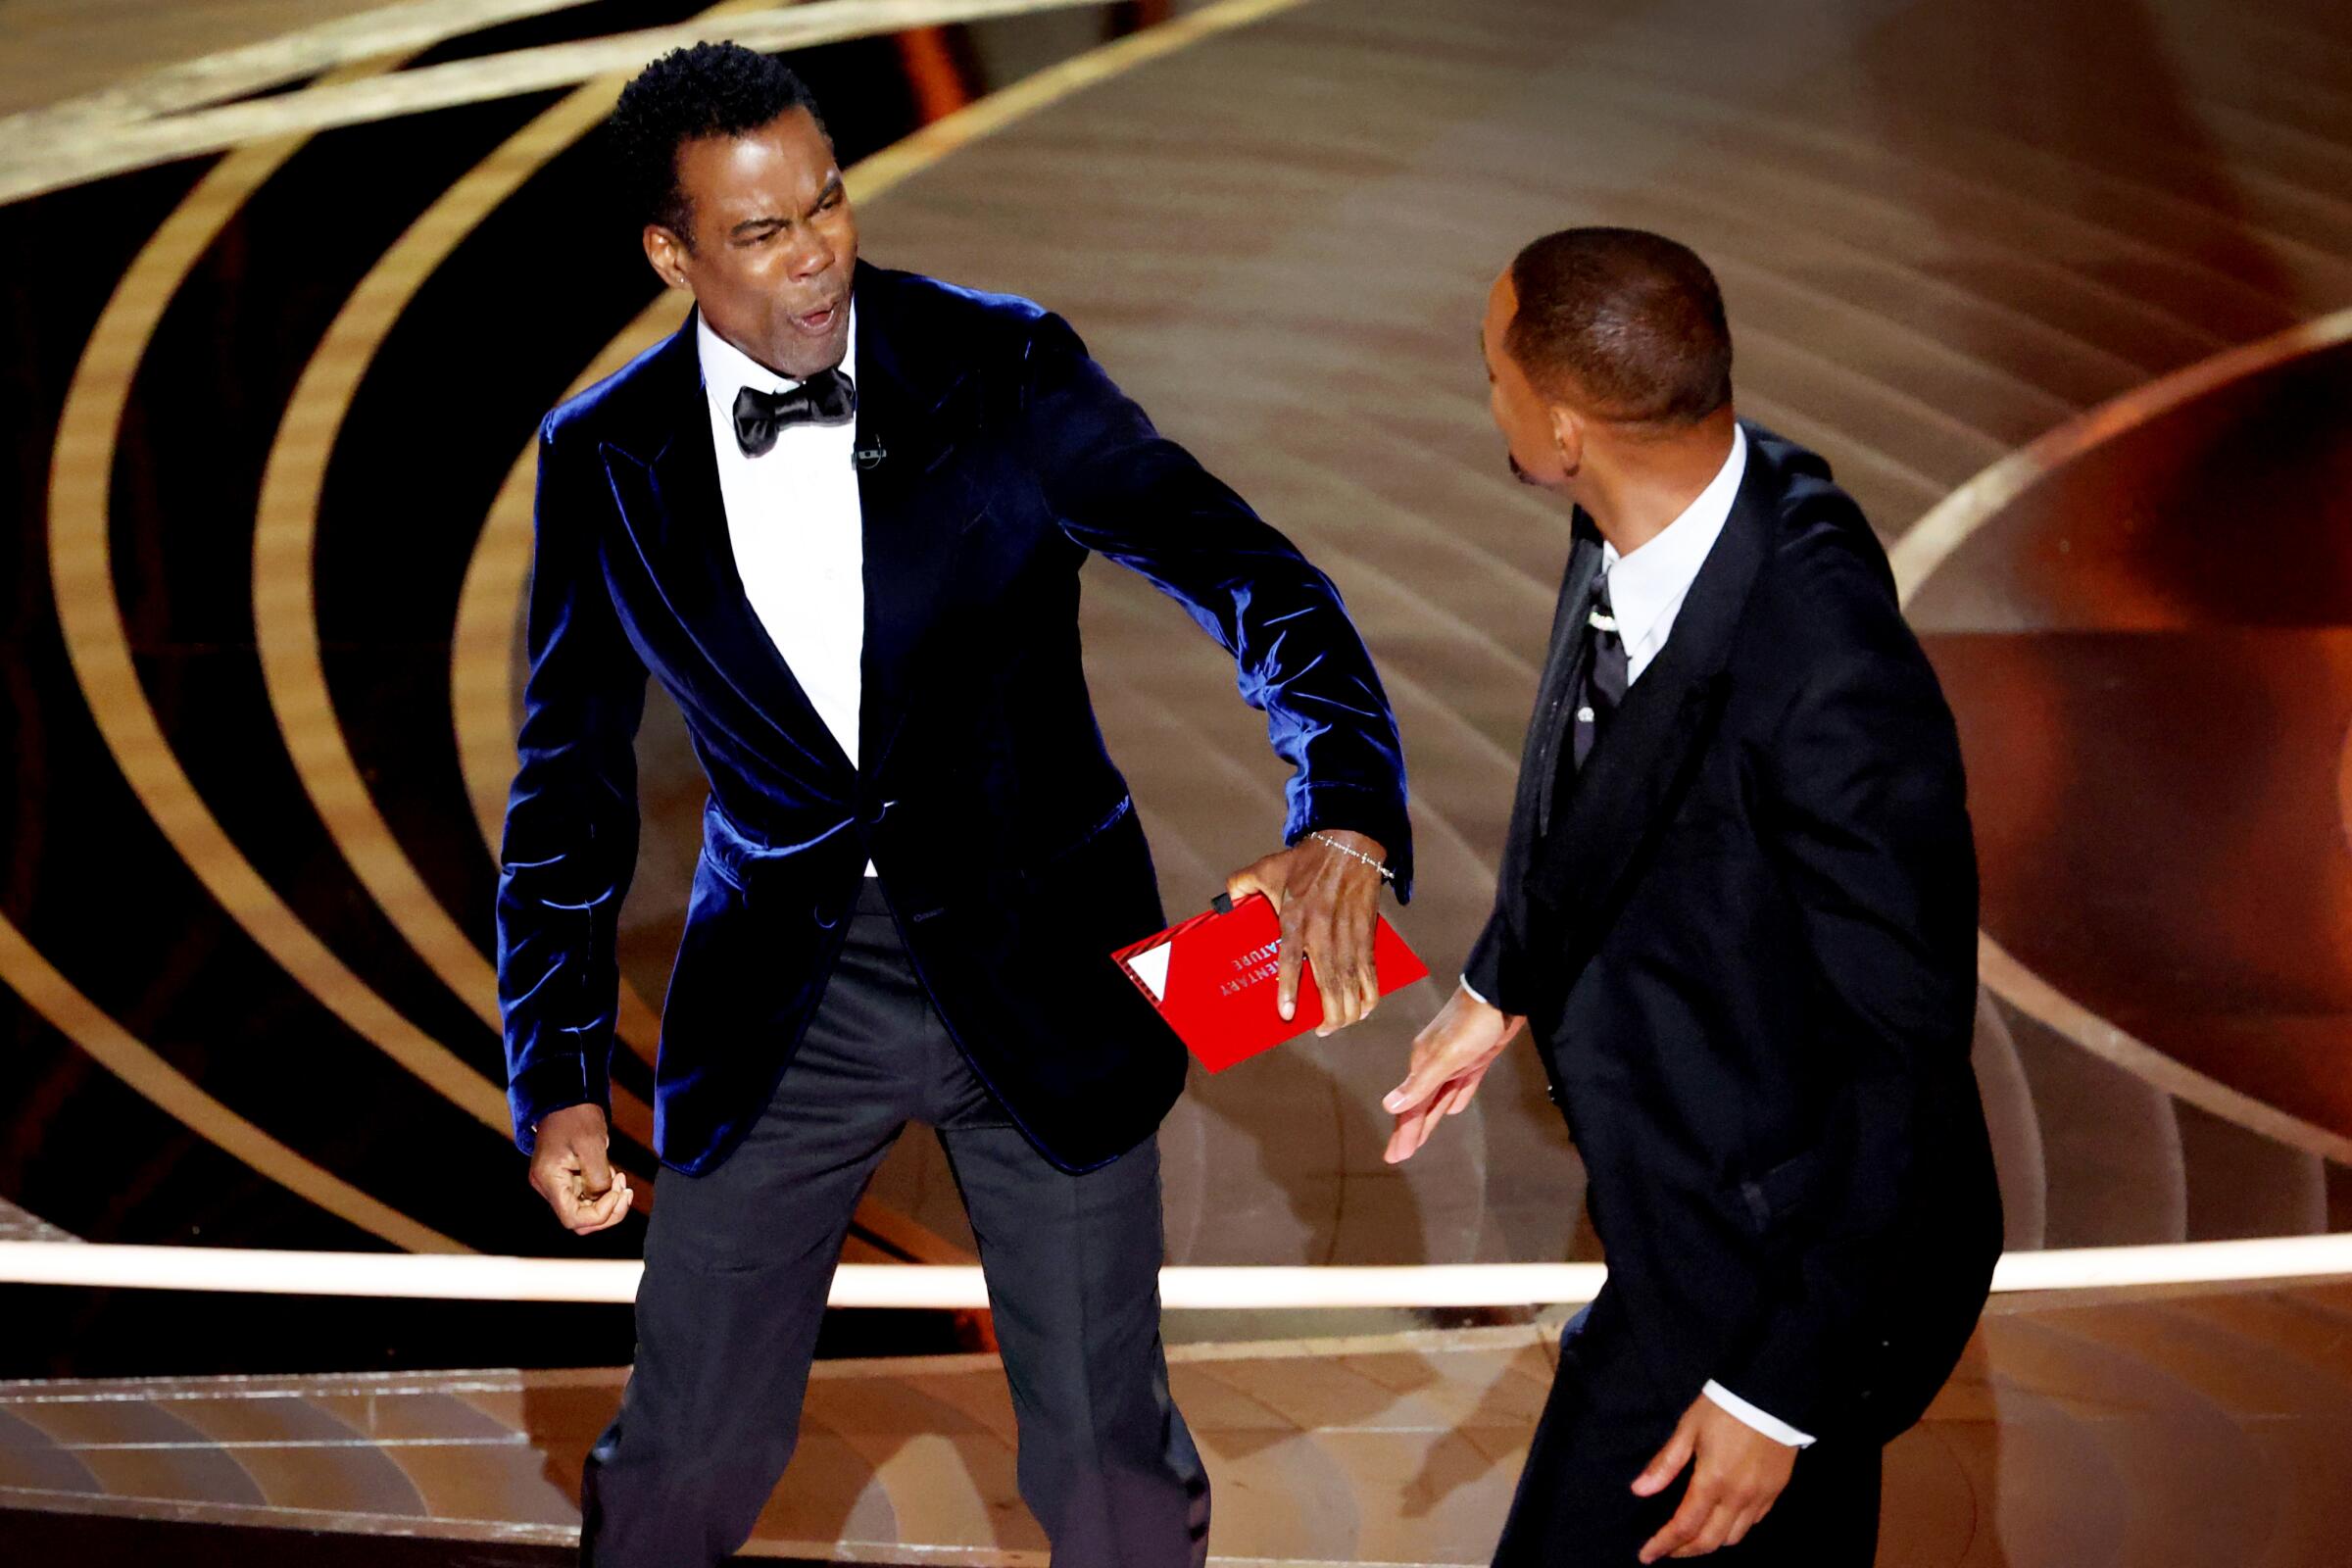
[1462,426,1811,1447]
[698,308,877,875]
[1595,422,1746,685]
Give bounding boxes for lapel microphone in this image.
[853,439,887,470]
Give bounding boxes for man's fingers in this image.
[1275,895,1306,1022]
[578,1133,615,1194]
[1381,1111,1415,1164]
[1388,1104,1436,1163]
[1664,1501,1740,1560]
[529,1146,584,1223]
[539,1178,591,1230]
[1638,1487,1716,1564]
[1669,1499,1742,1559]
[1225,861,1275,907]
[1303,917,1337,1034]
[529,1136,632,1234]
[1439,1069,1487,1117]
[572,1171,633,1235]
[1384,1096,1448,1163]
[1632,1413,1698,1496]
[1384,1051,1451,1115]
[1396,1079,1478,1160]
[1350,904,1381,1022]
[1719,1503,1764,1550]
[1305,912,1350,1034]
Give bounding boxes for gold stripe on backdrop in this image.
[45,71,527,1153]
[0,0,598,139]
[250,0,780,1090]
[0,0,1123,205]
[0,911,464,1253]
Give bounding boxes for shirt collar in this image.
[697,302,858,406]
[1600,422,1747,653]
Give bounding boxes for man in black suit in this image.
[1385,229,2000,1564]
[498,45,1411,1568]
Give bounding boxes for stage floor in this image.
[7,1281,2352,1566]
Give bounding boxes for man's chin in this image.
[764,314,852,379]
[768,343,847,380]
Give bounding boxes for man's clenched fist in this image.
[530,1102,633,1235]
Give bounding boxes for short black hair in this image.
[609,41,829,243]
[1505,227,1733,425]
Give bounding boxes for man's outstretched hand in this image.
[1225,830,1390,1037]
[529,1102,633,1235]
[1382,984,1524,1162]
[1632,1392,1798,1560]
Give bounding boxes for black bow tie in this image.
[731,368,856,457]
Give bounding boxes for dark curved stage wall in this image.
[1918,339,2352,1155]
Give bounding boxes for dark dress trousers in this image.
[495,265,1411,1567]
[1468,424,2002,1564]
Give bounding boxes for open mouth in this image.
[790,300,842,334]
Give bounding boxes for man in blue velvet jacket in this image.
[495,43,1412,1568]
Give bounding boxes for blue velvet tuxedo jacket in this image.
[497,266,1411,1175]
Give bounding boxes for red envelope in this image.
[1110,893,1430,1071]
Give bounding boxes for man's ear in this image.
[642,223,691,291]
[1547,401,1586,478]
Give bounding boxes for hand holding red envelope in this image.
[1111,893,1430,1071]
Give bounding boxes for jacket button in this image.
[814,906,839,931]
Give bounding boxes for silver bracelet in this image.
[1308,830,1394,882]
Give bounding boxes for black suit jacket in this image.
[1468,423,2001,1443]
[498,266,1411,1176]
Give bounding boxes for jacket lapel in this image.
[1528,520,1605,839]
[1530,436,1774,956]
[852,268,984,780]
[601,311,853,780]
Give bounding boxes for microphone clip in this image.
[852,439,887,470]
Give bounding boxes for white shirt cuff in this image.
[1702,1381,1815,1447]
[1458,975,1493,1007]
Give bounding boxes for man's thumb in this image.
[576,1134,614,1196]
[1384,1060,1442,1114]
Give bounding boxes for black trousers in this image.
[581,881,1210,1567]
[1494,1297,1881,1567]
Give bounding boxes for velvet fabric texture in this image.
[497,266,1411,1175]
[1467,425,2001,1445]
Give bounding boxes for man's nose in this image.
[785,228,831,279]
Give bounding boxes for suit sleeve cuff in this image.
[1459,975,1494,1008]
[1702,1381,1816,1447]
[1462,910,1528,1017]
[507,1053,611,1156]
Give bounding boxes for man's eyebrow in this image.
[725,174,844,236]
